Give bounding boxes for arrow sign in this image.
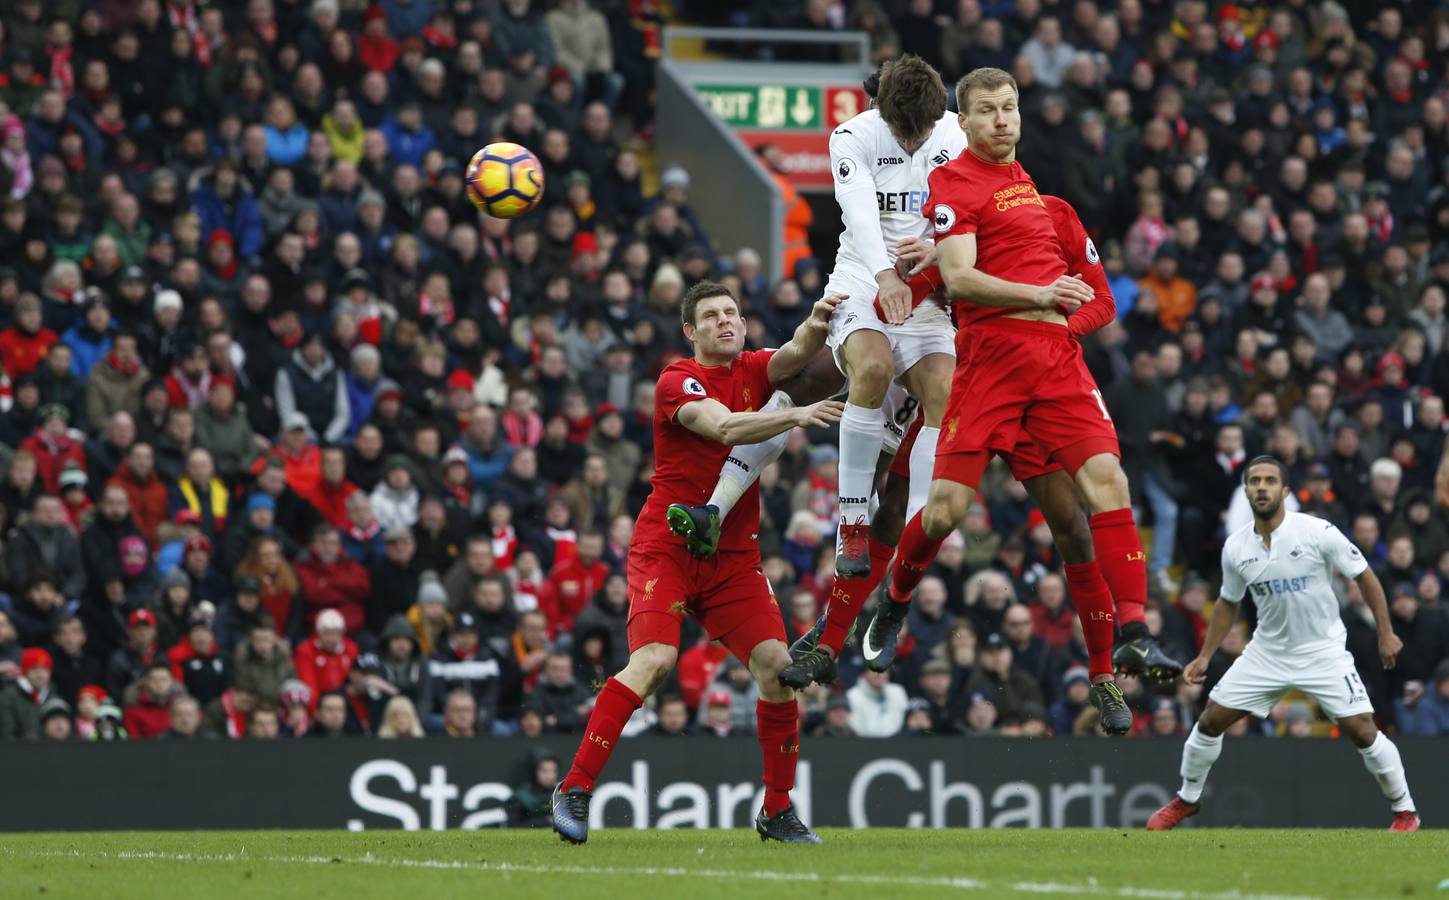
[790,89,816,126]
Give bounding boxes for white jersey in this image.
[828,109,966,282]
[1219,511,1369,658]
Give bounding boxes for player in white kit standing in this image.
[1148,456,1421,832]
[665,57,963,580]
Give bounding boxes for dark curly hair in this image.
[875,55,947,142]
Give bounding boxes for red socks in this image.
[887,513,946,603]
[562,677,642,793]
[756,698,800,816]
[819,538,894,654]
[1064,561,1116,679]
[1089,508,1147,628]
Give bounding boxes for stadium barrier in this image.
[3,737,1443,831]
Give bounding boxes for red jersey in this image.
[926,150,1068,327]
[637,349,776,554]
[1041,195,1116,337]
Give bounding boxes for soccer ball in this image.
[465,142,545,219]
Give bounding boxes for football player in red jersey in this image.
[875,68,1183,723]
[552,281,844,846]
[784,196,1144,740]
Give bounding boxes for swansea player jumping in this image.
[552,281,844,846]
[880,67,1181,704]
[669,57,962,582]
[1147,456,1420,832]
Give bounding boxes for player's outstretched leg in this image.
[1070,453,1183,682]
[835,332,894,579]
[750,640,821,844]
[554,644,669,843]
[1148,705,1241,830]
[1340,714,1420,831]
[669,391,798,557]
[1021,469,1132,734]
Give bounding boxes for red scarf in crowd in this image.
[492,524,517,570]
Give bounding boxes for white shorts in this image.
[823,268,954,379]
[1208,642,1374,720]
[880,382,919,455]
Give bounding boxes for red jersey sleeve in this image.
[655,365,711,423]
[1045,196,1118,338]
[925,166,979,241]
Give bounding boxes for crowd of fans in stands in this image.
[1,0,1448,756]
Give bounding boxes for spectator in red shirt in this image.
[1028,573,1078,653]
[122,660,184,739]
[0,295,58,379]
[20,404,86,494]
[293,608,358,712]
[539,530,608,636]
[308,446,359,529]
[296,525,371,636]
[234,535,300,639]
[273,412,323,500]
[108,441,168,547]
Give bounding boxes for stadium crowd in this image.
[0,0,1448,765]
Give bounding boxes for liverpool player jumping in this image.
[784,196,1143,735]
[552,281,844,846]
[878,67,1182,712]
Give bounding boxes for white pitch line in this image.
[1,846,1324,900]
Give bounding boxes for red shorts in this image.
[889,403,1061,483]
[936,317,1119,488]
[625,542,786,663]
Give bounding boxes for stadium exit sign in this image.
[694,84,865,132]
[693,82,867,189]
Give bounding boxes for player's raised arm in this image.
[831,127,910,323]
[675,396,843,446]
[766,294,842,384]
[935,231,1093,311]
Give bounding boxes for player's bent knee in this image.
[625,643,678,690]
[923,484,969,537]
[748,640,792,681]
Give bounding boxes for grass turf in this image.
[2,829,1446,899]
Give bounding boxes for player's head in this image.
[876,55,947,152]
[863,68,881,108]
[1243,455,1291,520]
[681,280,744,360]
[956,67,1021,161]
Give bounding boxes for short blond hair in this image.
[956,67,1019,110]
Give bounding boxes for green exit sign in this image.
[695,84,823,130]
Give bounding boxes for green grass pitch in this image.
[3,829,1446,899]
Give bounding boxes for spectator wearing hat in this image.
[0,646,54,738]
[375,613,430,714]
[406,571,453,658]
[1048,666,1092,736]
[297,524,372,638]
[293,608,359,713]
[58,463,94,529]
[275,332,350,447]
[964,633,1045,725]
[916,658,964,734]
[167,605,228,706]
[122,659,184,739]
[8,498,85,604]
[272,413,325,508]
[427,610,503,732]
[105,607,162,702]
[371,455,420,533]
[847,667,909,738]
[85,332,150,427]
[344,343,384,438]
[811,693,857,738]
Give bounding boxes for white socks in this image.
[1360,732,1416,813]
[837,403,885,527]
[706,390,794,520]
[1178,723,1223,803]
[906,425,939,523]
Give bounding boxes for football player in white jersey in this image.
[666,56,963,583]
[1147,456,1420,832]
